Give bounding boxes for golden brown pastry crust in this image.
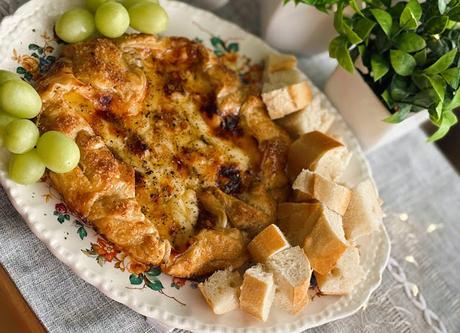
[37,34,289,277]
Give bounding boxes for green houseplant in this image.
[286,0,460,141]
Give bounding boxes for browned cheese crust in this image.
[36,34,290,278]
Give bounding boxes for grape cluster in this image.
[0,70,80,185]
[56,0,169,43]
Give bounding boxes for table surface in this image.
[1,1,460,333]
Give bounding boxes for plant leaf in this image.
[424,16,449,35]
[407,0,422,20]
[129,274,143,285]
[441,67,460,88]
[438,0,449,15]
[414,49,427,65]
[400,8,418,30]
[334,2,346,34]
[425,74,446,103]
[329,36,342,58]
[400,0,422,30]
[448,6,460,21]
[343,23,362,44]
[384,103,412,123]
[413,89,439,108]
[381,89,394,108]
[390,50,417,76]
[447,86,460,109]
[145,266,162,279]
[390,75,410,100]
[353,16,376,40]
[332,36,354,73]
[412,73,432,90]
[394,32,426,52]
[371,9,393,36]
[428,109,458,141]
[371,54,389,81]
[424,48,457,74]
[349,0,363,15]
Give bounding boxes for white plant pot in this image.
[324,66,428,152]
[260,0,336,55]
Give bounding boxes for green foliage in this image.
[285,0,460,140]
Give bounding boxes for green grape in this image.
[0,112,17,146]
[95,2,130,38]
[0,112,17,131]
[4,119,39,154]
[120,0,158,8]
[85,0,110,12]
[0,79,42,119]
[129,2,168,34]
[0,70,20,85]
[55,8,96,43]
[36,131,80,173]
[9,150,46,185]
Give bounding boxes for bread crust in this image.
[287,131,347,181]
[277,202,322,247]
[262,81,313,120]
[248,224,290,263]
[239,266,275,321]
[292,170,351,215]
[265,53,298,73]
[303,206,348,275]
[314,245,364,295]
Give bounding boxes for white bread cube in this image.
[292,169,351,215]
[262,66,312,120]
[276,95,334,137]
[198,269,242,315]
[240,264,276,321]
[248,224,290,263]
[277,202,322,247]
[287,131,352,182]
[343,179,383,241]
[266,247,312,314]
[265,53,297,73]
[315,245,365,295]
[303,205,348,275]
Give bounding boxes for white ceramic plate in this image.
[0,1,391,332]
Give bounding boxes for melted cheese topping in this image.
[61,38,262,249]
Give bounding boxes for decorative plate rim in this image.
[0,1,391,332]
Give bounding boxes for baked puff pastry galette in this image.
[37,34,290,278]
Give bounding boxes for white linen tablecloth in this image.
[0,1,459,332]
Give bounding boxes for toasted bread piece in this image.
[262,66,312,120]
[265,53,298,73]
[315,245,364,295]
[303,205,348,275]
[198,269,242,315]
[343,179,383,241]
[287,131,352,182]
[292,170,351,215]
[276,95,334,137]
[248,224,290,263]
[263,68,302,90]
[277,202,322,246]
[262,82,312,120]
[266,247,312,314]
[240,264,276,321]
